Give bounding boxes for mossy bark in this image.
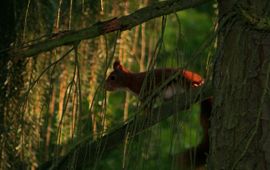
[209,0,270,169]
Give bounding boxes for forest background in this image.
[1,0,270,169]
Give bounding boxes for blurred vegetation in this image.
[0,0,216,169]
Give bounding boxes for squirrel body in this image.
[105,60,204,100]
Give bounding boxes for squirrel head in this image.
[105,60,130,91]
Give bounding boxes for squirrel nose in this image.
[104,82,113,91]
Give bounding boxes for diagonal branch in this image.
[10,0,211,60]
[39,84,212,170]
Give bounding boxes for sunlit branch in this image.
[10,0,211,60]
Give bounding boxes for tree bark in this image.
[209,0,270,169]
[0,1,28,169]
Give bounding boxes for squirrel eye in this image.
[110,75,116,81]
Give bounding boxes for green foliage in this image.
[161,9,213,70]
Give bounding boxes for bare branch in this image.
[10,0,211,60]
[39,83,212,170]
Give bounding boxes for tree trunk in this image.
[209,0,270,169]
[0,1,28,169]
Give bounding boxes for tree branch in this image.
[39,84,212,170]
[10,0,211,60]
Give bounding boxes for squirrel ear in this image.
[113,59,130,73]
[113,59,121,70]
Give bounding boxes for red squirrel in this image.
[105,60,204,100]
[105,60,211,168]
